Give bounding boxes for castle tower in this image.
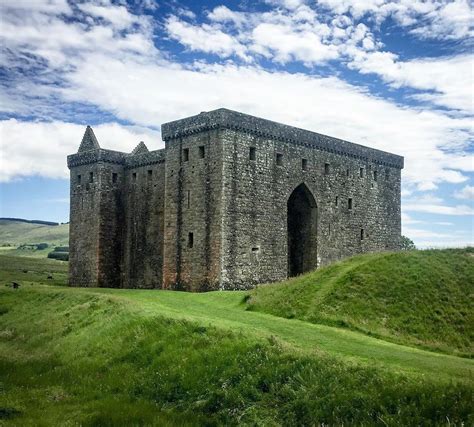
[67,126,125,287]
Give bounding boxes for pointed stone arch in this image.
[287,183,318,277]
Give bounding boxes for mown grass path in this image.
[65,287,474,384]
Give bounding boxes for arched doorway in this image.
[287,183,318,277]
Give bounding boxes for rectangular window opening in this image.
[112,173,117,183]
[251,247,260,252]
[132,172,137,182]
[302,158,307,170]
[335,196,338,206]
[183,148,189,162]
[199,146,205,159]
[348,198,353,210]
[324,163,330,175]
[77,174,82,184]
[89,172,93,183]
[361,228,364,240]
[276,153,283,166]
[360,167,364,178]
[148,170,153,180]
[249,146,256,161]
[346,168,350,177]
[374,170,378,181]
[187,190,190,209]
[188,232,194,249]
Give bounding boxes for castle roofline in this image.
[161,108,404,169]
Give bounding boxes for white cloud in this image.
[454,185,474,200]
[349,52,473,113]
[0,119,161,182]
[403,203,474,215]
[318,0,473,40]
[0,0,472,193]
[165,16,249,60]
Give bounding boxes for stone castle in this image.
[68,108,403,291]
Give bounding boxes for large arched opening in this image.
[287,183,318,277]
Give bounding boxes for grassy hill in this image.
[0,219,69,257]
[247,248,474,357]
[0,254,473,425]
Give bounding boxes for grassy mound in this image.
[1,286,472,426]
[247,248,474,357]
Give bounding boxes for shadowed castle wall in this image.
[162,129,224,291]
[122,151,165,289]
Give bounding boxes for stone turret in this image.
[67,126,125,287]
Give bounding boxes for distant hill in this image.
[247,248,474,357]
[0,218,69,248]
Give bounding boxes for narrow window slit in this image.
[188,232,194,248]
[249,147,256,160]
[276,153,283,166]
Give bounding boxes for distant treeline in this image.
[0,218,69,226]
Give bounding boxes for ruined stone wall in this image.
[122,151,165,288]
[162,129,224,291]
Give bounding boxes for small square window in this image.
[89,172,93,183]
[276,153,283,166]
[112,173,117,183]
[302,158,307,170]
[348,198,353,210]
[183,148,189,162]
[360,167,364,178]
[324,163,330,175]
[249,147,256,161]
[188,232,194,248]
[132,172,137,181]
[77,174,82,184]
[199,146,205,159]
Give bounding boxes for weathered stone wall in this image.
[218,127,401,289]
[162,129,224,291]
[122,150,165,288]
[68,150,125,287]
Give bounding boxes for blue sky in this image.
[0,0,472,247]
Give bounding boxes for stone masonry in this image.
[68,108,404,291]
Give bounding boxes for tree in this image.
[400,235,416,250]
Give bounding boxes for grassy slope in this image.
[1,255,473,425]
[0,220,69,257]
[248,248,474,357]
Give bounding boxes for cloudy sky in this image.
[0,0,472,248]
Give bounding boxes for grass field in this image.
[0,219,69,258]
[248,248,474,357]
[0,254,473,425]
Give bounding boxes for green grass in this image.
[0,255,473,425]
[0,219,69,258]
[248,248,474,357]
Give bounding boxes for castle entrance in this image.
[287,183,318,277]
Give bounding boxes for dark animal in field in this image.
[22,270,28,273]
[12,282,20,289]
[47,275,53,280]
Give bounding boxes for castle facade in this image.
[68,108,403,291]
